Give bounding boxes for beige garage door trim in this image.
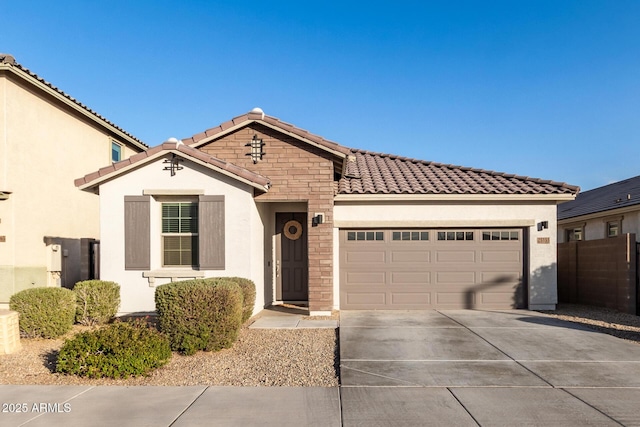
[339,229,526,310]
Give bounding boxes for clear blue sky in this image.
[2,1,639,191]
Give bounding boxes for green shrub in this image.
[223,277,256,323]
[56,320,171,379]
[155,278,243,355]
[73,280,120,326]
[9,287,76,338]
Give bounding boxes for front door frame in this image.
[275,212,309,302]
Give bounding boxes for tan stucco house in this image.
[0,54,147,306]
[76,109,579,315]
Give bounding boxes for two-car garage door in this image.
[339,229,525,310]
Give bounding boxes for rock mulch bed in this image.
[0,318,339,387]
[538,303,640,344]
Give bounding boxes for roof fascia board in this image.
[558,204,640,224]
[1,64,147,151]
[79,150,269,192]
[334,194,577,203]
[190,119,347,159]
[335,219,536,228]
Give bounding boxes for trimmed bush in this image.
[223,277,256,323]
[155,278,243,355]
[56,320,171,379]
[73,280,120,326]
[9,287,76,338]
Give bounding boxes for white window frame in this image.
[161,200,199,267]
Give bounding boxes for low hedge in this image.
[9,287,76,338]
[56,320,171,379]
[222,277,256,323]
[155,278,243,355]
[73,280,120,326]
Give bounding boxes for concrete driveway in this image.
[340,310,640,426]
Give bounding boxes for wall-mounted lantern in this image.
[537,221,549,231]
[312,213,324,227]
[245,134,265,163]
[163,153,184,176]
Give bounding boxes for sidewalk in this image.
[0,385,341,427]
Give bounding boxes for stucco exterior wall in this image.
[98,156,265,314]
[0,73,142,304]
[333,200,559,310]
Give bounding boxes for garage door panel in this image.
[480,291,518,305]
[390,271,431,285]
[345,271,387,285]
[436,271,476,284]
[391,292,432,305]
[481,271,521,283]
[345,292,386,306]
[436,292,474,306]
[436,251,475,262]
[340,229,524,310]
[481,250,521,262]
[391,250,430,263]
[345,250,386,263]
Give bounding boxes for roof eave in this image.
[0,62,148,151]
[334,193,578,202]
[77,149,270,193]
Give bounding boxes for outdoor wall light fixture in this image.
[537,221,549,231]
[163,153,184,176]
[312,213,324,227]
[246,134,265,163]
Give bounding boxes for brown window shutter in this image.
[124,196,150,270]
[199,195,225,269]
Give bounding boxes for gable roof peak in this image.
[250,107,265,119]
[184,109,351,157]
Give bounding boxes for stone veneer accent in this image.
[199,123,336,311]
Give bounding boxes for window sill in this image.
[143,269,205,287]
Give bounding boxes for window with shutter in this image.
[198,195,225,269]
[161,202,199,267]
[124,196,150,270]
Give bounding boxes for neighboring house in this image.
[0,54,147,306]
[76,108,578,315]
[557,176,640,314]
[557,176,640,243]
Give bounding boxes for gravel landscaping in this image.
[1,304,639,387]
[0,313,339,387]
[537,303,640,344]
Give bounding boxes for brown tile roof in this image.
[75,141,271,191]
[183,109,352,157]
[339,150,580,196]
[0,54,147,149]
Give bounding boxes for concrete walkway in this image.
[2,309,639,426]
[248,306,338,329]
[340,310,640,426]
